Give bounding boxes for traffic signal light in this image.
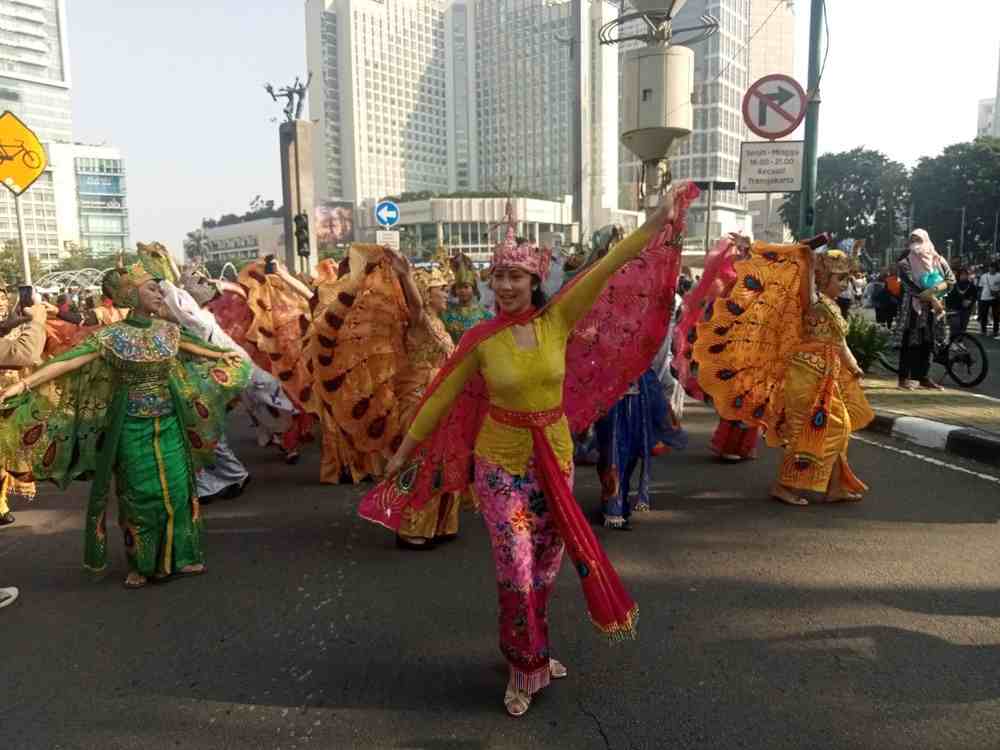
[294,212,310,257]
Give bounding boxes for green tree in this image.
[0,240,42,286]
[779,148,910,256]
[184,228,213,261]
[50,242,98,273]
[910,137,1000,266]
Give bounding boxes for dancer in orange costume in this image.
[387,253,459,549]
[695,236,874,506]
[307,245,409,483]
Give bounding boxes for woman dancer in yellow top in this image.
[365,185,696,717]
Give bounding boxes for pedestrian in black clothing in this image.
[946,268,978,334]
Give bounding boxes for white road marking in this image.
[852,435,1000,485]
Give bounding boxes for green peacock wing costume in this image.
[0,316,250,573]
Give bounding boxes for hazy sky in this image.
[68,1,1000,255]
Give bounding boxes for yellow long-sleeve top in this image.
[408,226,652,476]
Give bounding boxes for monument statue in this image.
[264,73,313,122]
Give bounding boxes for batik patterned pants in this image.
[474,458,571,694]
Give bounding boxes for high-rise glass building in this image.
[668,0,753,243]
[0,0,72,143]
[307,0,631,239]
[306,0,453,205]
[72,145,130,257]
[0,0,73,271]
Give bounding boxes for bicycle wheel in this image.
[22,150,40,169]
[945,334,988,388]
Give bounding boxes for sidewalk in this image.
[861,371,1000,467]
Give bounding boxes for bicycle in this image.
[0,141,41,169]
[879,312,989,388]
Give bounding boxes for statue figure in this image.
[264,73,313,122]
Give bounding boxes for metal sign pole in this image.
[798,0,825,238]
[763,191,772,241]
[14,194,31,285]
[704,181,715,253]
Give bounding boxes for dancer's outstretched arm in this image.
[0,351,100,401]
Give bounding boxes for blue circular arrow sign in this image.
[375,200,400,228]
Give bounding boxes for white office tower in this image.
[667,0,753,247]
[307,0,631,240]
[0,0,73,270]
[0,0,72,143]
[468,0,625,238]
[994,43,1000,138]
[306,0,453,205]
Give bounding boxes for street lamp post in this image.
[992,209,999,258]
[958,205,966,260]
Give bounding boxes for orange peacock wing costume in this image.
[236,262,317,413]
[694,241,874,494]
[307,245,409,480]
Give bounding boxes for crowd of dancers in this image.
[0,182,904,716]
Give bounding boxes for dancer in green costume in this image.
[0,259,249,589]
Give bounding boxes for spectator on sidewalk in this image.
[946,267,978,334]
[978,261,1000,339]
[896,229,954,390]
[0,290,47,527]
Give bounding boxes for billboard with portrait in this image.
[315,200,354,252]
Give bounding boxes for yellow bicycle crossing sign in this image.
[0,111,47,196]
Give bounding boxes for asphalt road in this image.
[965,330,1000,400]
[3,405,1000,750]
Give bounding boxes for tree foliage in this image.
[0,240,42,286]
[779,148,910,254]
[910,137,1000,265]
[202,200,282,229]
[184,228,212,261]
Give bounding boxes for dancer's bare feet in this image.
[123,572,147,589]
[549,659,568,679]
[771,483,808,506]
[823,492,864,503]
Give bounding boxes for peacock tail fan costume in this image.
[0,258,250,576]
[694,241,874,494]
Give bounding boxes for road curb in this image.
[865,412,1000,468]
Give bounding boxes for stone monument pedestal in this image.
[279,120,317,270]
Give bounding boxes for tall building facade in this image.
[0,0,72,271]
[467,0,624,235]
[307,0,632,241]
[306,0,453,205]
[72,145,130,257]
[980,45,1000,139]
[0,0,72,143]
[666,0,753,247]
[978,98,995,138]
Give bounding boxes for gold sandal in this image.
[504,683,532,717]
[123,573,148,589]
